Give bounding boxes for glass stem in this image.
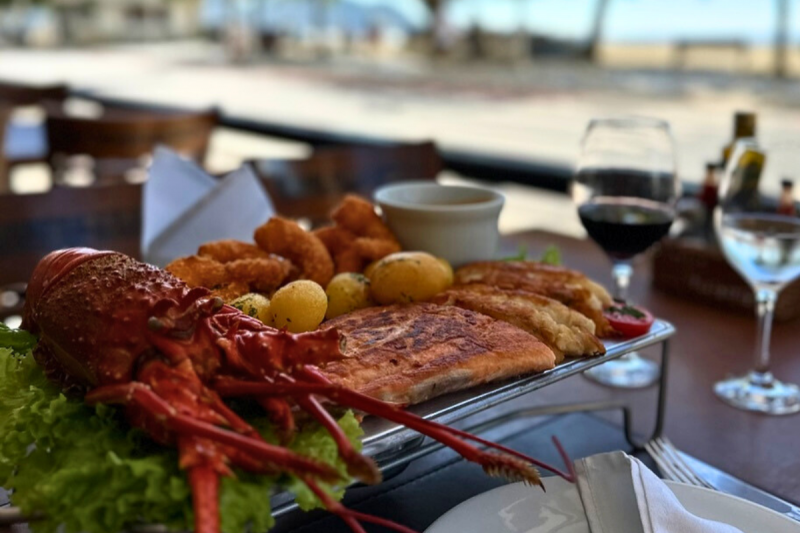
[752,287,778,386]
[611,261,633,301]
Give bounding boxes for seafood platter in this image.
[0,194,672,533]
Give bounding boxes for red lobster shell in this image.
[22,248,573,533]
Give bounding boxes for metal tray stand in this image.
[270,319,676,516]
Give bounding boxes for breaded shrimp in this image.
[331,195,398,241]
[314,221,399,273]
[225,256,293,293]
[198,240,271,263]
[353,237,401,262]
[333,248,365,274]
[211,281,250,302]
[254,217,334,286]
[165,255,228,288]
[313,225,356,254]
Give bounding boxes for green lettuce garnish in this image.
[0,342,361,533]
[539,245,562,266]
[500,244,562,266]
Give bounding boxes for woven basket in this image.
[652,238,800,322]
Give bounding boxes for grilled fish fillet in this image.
[431,284,605,363]
[455,261,614,336]
[320,303,555,405]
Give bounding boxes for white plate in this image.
[425,478,800,533]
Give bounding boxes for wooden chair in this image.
[0,106,11,193]
[0,182,142,287]
[0,81,69,178]
[45,106,219,186]
[0,80,68,107]
[248,141,443,226]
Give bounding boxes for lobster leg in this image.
[188,464,220,533]
[214,376,574,486]
[257,396,296,444]
[86,382,343,483]
[302,476,419,533]
[296,393,381,485]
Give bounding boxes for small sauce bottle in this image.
[778,179,796,216]
[699,162,719,212]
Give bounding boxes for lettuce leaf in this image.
[0,344,361,533]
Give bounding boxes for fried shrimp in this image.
[354,237,401,262]
[225,256,293,293]
[313,226,356,253]
[333,248,365,274]
[315,215,400,273]
[254,217,334,286]
[198,240,271,263]
[331,195,398,241]
[211,281,250,302]
[166,256,228,288]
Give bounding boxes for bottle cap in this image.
[781,178,793,188]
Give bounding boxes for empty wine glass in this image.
[572,117,680,388]
[714,138,800,414]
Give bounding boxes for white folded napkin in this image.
[142,146,275,267]
[575,451,743,533]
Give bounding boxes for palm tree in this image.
[585,0,609,61]
[421,0,447,54]
[774,0,789,78]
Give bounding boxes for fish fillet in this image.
[455,261,614,336]
[431,284,605,363]
[320,303,555,405]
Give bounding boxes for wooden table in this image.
[503,230,800,505]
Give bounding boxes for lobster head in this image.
[22,248,113,334]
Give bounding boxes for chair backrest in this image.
[0,80,68,107]
[0,183,142,285]
[249,141,442,225]
[0,106,12,193]
[47,106,218,161]
[46,106,218,184]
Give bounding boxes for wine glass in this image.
[572,117,680,388]
[714,138,800,415]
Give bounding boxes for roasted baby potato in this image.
[269,280,328,333]
[367,251,453,305]
[325,273,374,319]
[230,293,271,324]
[438,258,454,286]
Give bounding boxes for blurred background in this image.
[1,0,798,235]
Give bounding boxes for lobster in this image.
[21,248,575,533]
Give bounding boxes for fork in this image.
[644,436,716,490]
[645,437,800,522]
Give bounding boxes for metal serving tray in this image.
[269,319,675,515]
[360,319,675,458]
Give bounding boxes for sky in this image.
[350,0,795,43]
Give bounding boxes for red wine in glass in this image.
[578,198,674,260]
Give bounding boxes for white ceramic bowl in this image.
[374,182,505,267]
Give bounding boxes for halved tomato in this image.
[604,302,654,338]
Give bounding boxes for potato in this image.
[363,260,380,279]
[368,251,453,305]
[437,258,454,286]
[326,273,374,319]
[230,293,271,324]
[269,280,327,333]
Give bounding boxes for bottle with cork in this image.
[721,112,756,168]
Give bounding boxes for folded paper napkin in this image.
[575,452,743,533]
[142,146,275,267]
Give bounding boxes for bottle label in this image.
[726,149,764,211]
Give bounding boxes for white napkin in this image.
[575,451,743,533]
[142,146,275,267]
